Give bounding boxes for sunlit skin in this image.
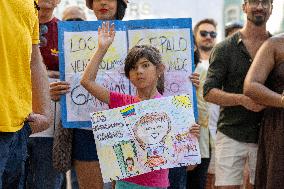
[92,0,117,20]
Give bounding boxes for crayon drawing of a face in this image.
[133,112,171,149]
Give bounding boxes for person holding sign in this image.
[70,0,128,188]
[81,21,200,189]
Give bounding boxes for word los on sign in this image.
[92,114,107,125]
[70,36,96,53]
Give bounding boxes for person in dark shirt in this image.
[203,0,273,188]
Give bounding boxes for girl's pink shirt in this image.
[108,91,170,188]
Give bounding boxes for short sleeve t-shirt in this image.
[109,91,170,188]
[0,0,39,131]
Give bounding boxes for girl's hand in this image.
[49,81,70,101]
[98,21,115,51]
[189,73,200,88]
[189,123,200,138]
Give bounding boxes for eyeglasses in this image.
[246,0,271,8]
[39,24,48,47]
[65,18,84,21]
[199,30,217,38]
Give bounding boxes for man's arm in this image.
[203,41,264,112]
[204,88,242,106]
[28,44,51,133]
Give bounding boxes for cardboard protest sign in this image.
[58,18,197,128]
[90,94,201,182]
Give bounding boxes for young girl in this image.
[81,21,200,189]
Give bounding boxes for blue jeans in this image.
[187,158,211,189]
[26,137,64,189]
[0,122,31,189]
[168,167,187,189]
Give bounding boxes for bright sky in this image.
[267,0,283,33]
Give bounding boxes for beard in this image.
[247,12,268,26]
[199,45,214,52]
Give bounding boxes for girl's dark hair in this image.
[116,0,127,20]
[86,0,127,20]
[124,45,165,94]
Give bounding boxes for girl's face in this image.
[92,0,117,20]
[129,57,161,91]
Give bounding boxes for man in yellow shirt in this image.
[0,1,50,187]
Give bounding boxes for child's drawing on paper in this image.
[91,95,201,182]
[125,157,136,174]
[133,112,171,169]
[113,140,139,177]
[173,131,199,165]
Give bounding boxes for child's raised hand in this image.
[189,123,200,138]
[98,21,115,51]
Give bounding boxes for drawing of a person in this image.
[126,157,134,171]
[133,112,171,169]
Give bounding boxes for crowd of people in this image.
[0,0,283,189]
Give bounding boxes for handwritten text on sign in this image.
[58,19,196,128]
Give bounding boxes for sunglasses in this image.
[199,30,217,38]
[39,24,48,47]
[65,18,84,21]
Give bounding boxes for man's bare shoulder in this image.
[267,33,284,63]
